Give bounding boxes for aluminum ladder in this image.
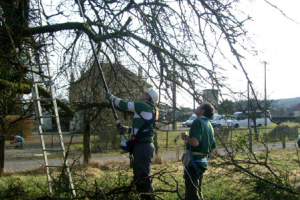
[31,62,76,197]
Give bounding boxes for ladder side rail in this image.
[32,83,53,195]
[32,2,76,193]
[32,49,76,197]
[49,76,76,196]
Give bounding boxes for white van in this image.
[250,110,272,127]
[182,114,197,127]
[210,114,230,128]
[227,110,271,128]
[227,112,248,128]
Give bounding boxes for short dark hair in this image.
[201,102,215,119]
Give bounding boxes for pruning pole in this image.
[76,0,122,132]
[90,40,122,127]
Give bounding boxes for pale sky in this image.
[236,0,300,100]
[48,0,300,107]
[175,0,300,108]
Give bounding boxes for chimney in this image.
[138,67,142,78]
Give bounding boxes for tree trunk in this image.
[0,136,4,175]
[253,117,258,141]
[83,116,91,164]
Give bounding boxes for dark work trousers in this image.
[184,166,205,200]
[133,142,155,200]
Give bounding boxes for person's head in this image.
[195,102,215,119]
[140,88,158,104]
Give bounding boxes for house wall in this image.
[69,63,152,132]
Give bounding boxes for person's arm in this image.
[10,138,17,144]
[106,93,135,112]
[181,132,199,147]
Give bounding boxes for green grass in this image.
[2,147,300,199]
[0,173,48,199]
[4,123,299,199]
[68,122,299,155]
[269,121,300,128]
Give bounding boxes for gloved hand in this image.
[181,131,188,140]
[106,92,113,101]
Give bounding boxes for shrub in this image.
[263,125,298,142]
[0,178,26,199]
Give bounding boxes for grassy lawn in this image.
[1,147,300,199]
[68,121,299,155]
[3,122,299,199]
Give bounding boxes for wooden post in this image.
[248,128,252,152]
[166,130,169,148]
[282,127,286,149]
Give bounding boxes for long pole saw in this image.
[76,0,125,132]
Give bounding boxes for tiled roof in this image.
[293,103,300,111]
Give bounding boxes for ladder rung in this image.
[33,80,53,85]
[33,63,48,66]
[43,149,64,152]
[40,132,59,135]
[34,98,54,101]
[38,115,57,118]
[46,165,65,168]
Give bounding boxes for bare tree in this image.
[0,0,289,185]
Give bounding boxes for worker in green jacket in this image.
[181,102,216,200]
[106,88,158,200]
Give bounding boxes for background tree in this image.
[0,0,32,175]
[217,99,236,115]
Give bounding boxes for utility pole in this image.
[248,81,252,152]
[193,81,195,112]
[247,81,250,128]
[264,61,267,126]
[172,58,177,131]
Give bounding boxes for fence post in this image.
[107,130,109,153]
[282,127,286,149]
[176,144,179,161]
[256,128,259,142]
[230,128,233,146]
[248,128,252,152]
[166,130,169,148]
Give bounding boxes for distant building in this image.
[292,103,300,116]
[202,89,219,110]
[69,63,152,132]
